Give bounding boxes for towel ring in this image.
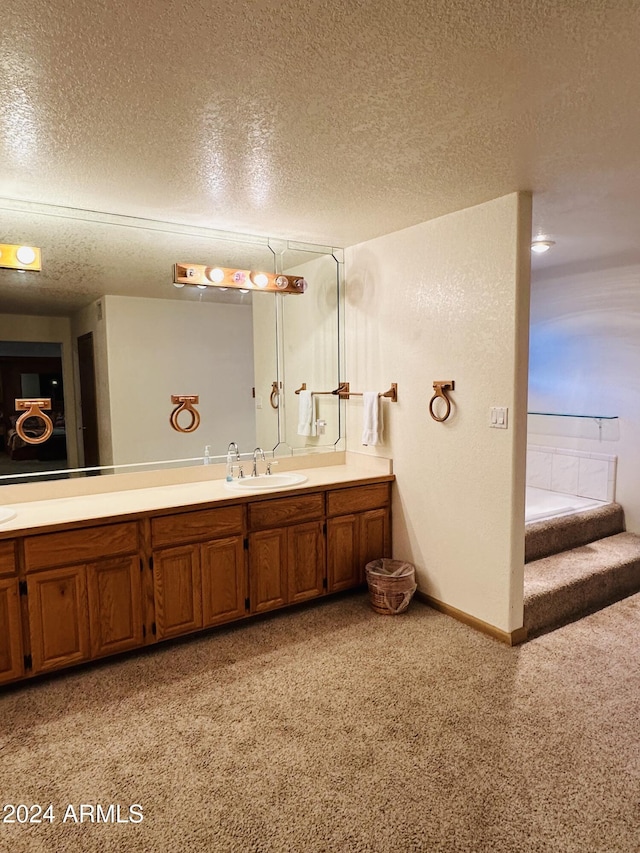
[428,381,454,423]
[14,398,54,445]
[170,395,201,433]
[270,381,280,409]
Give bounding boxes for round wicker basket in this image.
[365,559,416,615]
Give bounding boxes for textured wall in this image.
[529,262,640,533]
[345,192,531,633]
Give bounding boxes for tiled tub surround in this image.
[526,445,616,523]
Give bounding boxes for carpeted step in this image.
[525,502,624,563]
[524,531,640,637]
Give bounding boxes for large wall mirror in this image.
[0,199,345,485]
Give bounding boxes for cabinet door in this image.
[327,514,360,592]
[287,521,325,604]
[358,508,391,583]
[87,556,143,658]
[153,545,203,639]
[201,536,246,627]
[249,529,287,613]
[0,578,23,684]
[27,566,90,674]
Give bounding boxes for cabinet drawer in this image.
[248,493,324,531]
[0,540,17,576]
[24,522,139,572]
[327,483,391,517]
[151,505,243,548]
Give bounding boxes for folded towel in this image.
[297,390,316,437]
[362,391,381,445]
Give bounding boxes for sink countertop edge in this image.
[0,465,395,537]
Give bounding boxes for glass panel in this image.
[0,201,342,485]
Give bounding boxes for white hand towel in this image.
[297,390,316,436]
[362,391,381,445]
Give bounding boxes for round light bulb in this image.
[232,271,246,284]
[207,267,225,283]
[531,240,555,254]
[251,272,269,288]
[275,275,289,289]
[16,246,36,265]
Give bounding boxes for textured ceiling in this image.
[1,0,640,313]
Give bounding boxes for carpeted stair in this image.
[524,503,640,638]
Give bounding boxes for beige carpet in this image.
[1,593,639,853]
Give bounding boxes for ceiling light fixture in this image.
[173,263,307,295]
[531,240,555,254]
[0,243,42,271]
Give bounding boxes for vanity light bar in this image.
[0,243,42,271]
[173,263,307,294]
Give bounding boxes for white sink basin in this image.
[224,473,308,492]
[0,508,17,524]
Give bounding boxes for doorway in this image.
[0,342,67,477]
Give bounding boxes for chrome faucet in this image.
[251,446,265,477]
[226,441,243,480]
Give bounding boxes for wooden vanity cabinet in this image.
[0,540,23,685]
[248,494,325,613]
[326,483,391,592]
[23,522,140,674]
[0,475,393,687]
[150,505,246,640]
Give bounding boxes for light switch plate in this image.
[490,406,508,428]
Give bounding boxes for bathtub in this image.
[525,486,609,524]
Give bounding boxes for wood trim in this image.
[415,591,528,646]
[0,539,17,576]
[24,523,138,571]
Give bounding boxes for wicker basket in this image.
[365,559,417,615]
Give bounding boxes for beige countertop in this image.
[0,456,393,536]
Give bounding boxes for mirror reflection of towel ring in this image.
[428,381,455,423]
[14,398,54,444]
[170,395,201,433]
[270,381,280,409]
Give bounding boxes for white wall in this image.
[103,295,256,465]
[0,313,80,466]
[281,253,341,451]
[252,293,280,452]
[345,192,531,633]
[529,262,640,532]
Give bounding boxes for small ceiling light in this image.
[531,240,555,254]
[196,284,208,289]
[206,267,225,283]
[0,243,42,271]
[173,282,185,288]
[251,272,269,288]
[239,288,249,294]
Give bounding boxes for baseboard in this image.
[415,591,528,646]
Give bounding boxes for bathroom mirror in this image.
[0,200,344,484]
